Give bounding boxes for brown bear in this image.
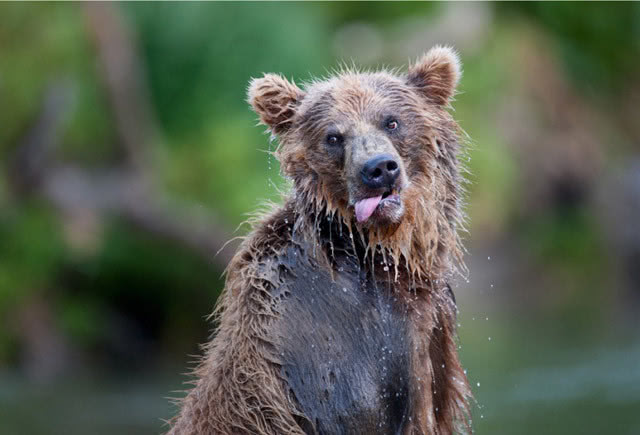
[169,46,472,434]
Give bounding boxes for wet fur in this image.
[169,46,472,434]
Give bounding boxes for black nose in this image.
[361,154,400,189]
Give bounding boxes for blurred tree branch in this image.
[7,3,239,269]
[84,2,154,174]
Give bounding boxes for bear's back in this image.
[271,244,412,434]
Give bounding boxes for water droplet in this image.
[488,336,492,341]
[477,382,480,387]
[342,287,347,292]
[485,317,489,321]
[487,256,491,260]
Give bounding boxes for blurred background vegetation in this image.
[1,3,639,434]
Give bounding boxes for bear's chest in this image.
[271,251,412,434]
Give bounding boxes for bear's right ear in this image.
[248,74,305,135]
[407,46,461,106]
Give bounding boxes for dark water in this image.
[2,330,639,434]
[465,335,640,434]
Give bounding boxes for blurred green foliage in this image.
[507,2,640,93]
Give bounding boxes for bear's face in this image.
[249,47,461,233]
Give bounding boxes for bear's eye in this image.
[385,119,399,131]
[326,133,343,146]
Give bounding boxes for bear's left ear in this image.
[407,46,461,106]
[248,73,305,135]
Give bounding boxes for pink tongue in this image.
[355,196,382,223]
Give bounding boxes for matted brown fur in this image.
[169,46,472,434]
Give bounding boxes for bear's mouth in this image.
[354,188,402,223]
[380,188,401,206]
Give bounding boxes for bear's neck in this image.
[285,193,456,288]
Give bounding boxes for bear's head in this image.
[249,46,465,278]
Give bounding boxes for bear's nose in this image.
[361,154,400,189]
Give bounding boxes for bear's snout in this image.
[360,153,400,190]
